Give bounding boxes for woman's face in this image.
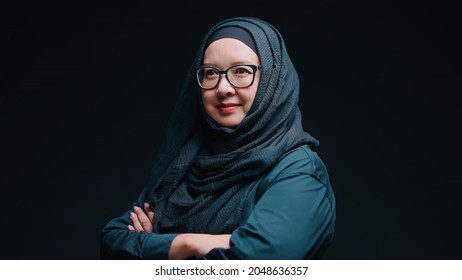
[201,38,261,128]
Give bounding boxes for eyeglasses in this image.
[196,64,262,90]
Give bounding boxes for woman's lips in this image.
[217,103,241,112]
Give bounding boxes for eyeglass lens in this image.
[197,65,256,89]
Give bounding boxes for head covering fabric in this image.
[205,26,258,55]
[147,17,319,234]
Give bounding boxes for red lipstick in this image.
[217,103,240,112]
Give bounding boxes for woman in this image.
[100,16,336,260]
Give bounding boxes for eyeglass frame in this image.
[195,64,263,90]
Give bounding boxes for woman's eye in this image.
[234,67,251,75]
[205,70,218,78]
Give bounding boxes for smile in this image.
[217,103,241,112]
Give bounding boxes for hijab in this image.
[146,17,319,234]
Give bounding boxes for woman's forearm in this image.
[169,234,232,260]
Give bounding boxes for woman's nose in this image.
[216,75,236,96]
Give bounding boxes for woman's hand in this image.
[127,203,231,260]
[169,233,231,260]
[128,202,154,233]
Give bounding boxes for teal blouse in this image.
[100,145,336,259]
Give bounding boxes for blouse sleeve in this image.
[203,147,336,260]
[100,188,178,259]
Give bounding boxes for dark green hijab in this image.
[147,17,319,234]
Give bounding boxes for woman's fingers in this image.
[133,206,154,233]
[128,204,155,232]
[129,211,143,231]
[144,202,155,223]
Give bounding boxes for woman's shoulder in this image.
[270,144,330,184]
[277,144,325,168]
[250,144,333,203]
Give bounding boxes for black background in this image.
[1,1,461,259]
